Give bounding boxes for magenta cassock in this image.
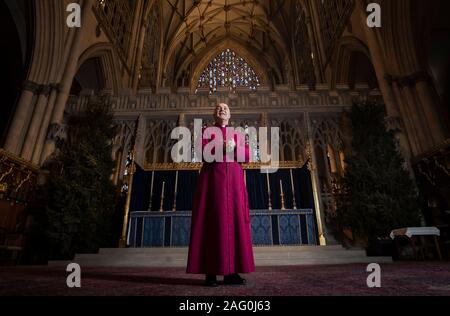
[186,124,255,275]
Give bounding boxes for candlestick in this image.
[266,171,272,211]
[172,171,178,212]
[290,170,294,193]
[175,172,178,191]
[148,171,155,211]
[290,169,297,210]
[159,181,165,213]
[280,180,285,211]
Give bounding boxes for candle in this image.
[173,172,179,212]
[160,181,166,213]
[174,171,178,194]
[280,180,283,195]
[148,171,155,211]
[266,171,272,211]
[290,169,297,210]
[150,171,155,195]
[290,169,295,193]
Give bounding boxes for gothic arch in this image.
[157,1,292,90]
[380,0,422,76]
[77,43,122,94]
[187,38,272,93]
[139,0,163,91]
[331,36,376,89]
[26,0,65,84]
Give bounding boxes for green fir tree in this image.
[34,97,118,260]
[336,101,422,244]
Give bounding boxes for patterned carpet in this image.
[1,262,449,296]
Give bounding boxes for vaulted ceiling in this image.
[156,0,294,88]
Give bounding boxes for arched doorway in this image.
[332,37,379,91]
[347,51,379,90]
[70,57,106,95]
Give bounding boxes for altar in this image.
[125,163,319,247]
[128,209,317,247]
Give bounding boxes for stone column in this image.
[306,113,334,246]
[134,115,146,166]
[357,0,399,118]
[127,0,145,67]
[308,0,327,68]
[40,0,95,163]
[132,22,148,91]
[178,113,186,127]
[356,0,417,166]
[399,81,429,153]
[305,13,323,83]
[21,85,51,161]
[32,84,59,165]
[390,80,419,156]
[414,75,447,145]
[4,81,40,155]
[260,112,268,128]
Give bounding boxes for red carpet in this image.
[1,262,449,296]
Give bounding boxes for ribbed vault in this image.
[155,0,292,89]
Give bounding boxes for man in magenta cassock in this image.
[187,103,255,287]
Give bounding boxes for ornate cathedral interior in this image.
[0,0,450,297]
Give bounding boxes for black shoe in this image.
[205,275,219,287]
[224,274,247,286]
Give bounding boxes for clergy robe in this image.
[186,124,255,275]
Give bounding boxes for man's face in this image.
[214,103,231,121]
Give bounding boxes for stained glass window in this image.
[196,49,260,94]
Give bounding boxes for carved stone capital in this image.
[386,71,432,87]
[39,85,52,96]
[22,80,40,94]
